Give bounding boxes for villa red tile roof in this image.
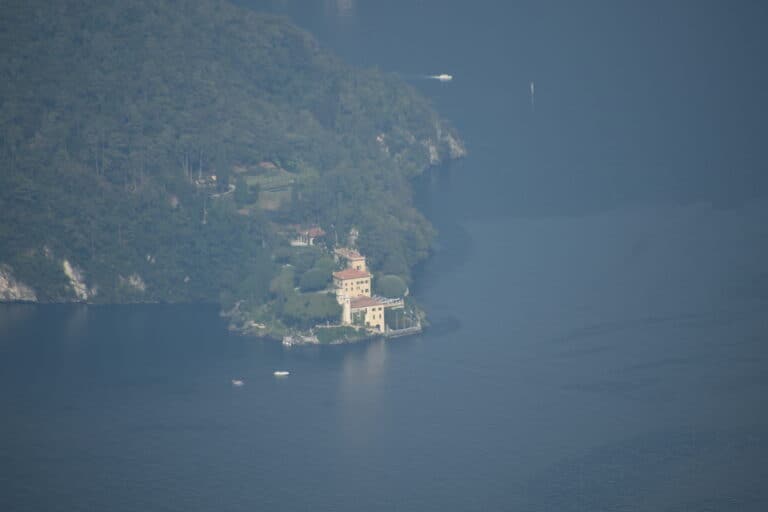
[333,268,371,280]
[289,225,325,237]
[302,227,325,237]
[350,296,383,309]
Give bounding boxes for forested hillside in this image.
[0,0,464,304]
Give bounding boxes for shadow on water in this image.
[411,160,474,296]
[421,315,462,337]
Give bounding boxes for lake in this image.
[2,1,768,510]
[3,199,767,510]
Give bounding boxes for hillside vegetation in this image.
[0,0,464,306]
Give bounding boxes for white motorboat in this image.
[231,379,244,386]
[273,371,290,377]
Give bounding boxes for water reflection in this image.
[63,304,89,347]
[340,339,388,396]
[338,339,388,441]
[0,304,35,345]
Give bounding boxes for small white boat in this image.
[231,379,244,387]
[273,371,290,377]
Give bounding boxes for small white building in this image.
[290,226,326,247]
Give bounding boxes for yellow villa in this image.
[346,296,386,332]
[329,242,407,334]
[332,268,371,299]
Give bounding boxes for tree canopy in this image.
[375,275,408,298]
[0,0,463,306]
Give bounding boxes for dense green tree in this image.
[234,175,250,206]
[289,247,321,275]
[375,275,407,298]
[314,256,337,274]
[269,267,296,299]
[299,268,330,292]
[0,0,463,308]
[282,292,341,329]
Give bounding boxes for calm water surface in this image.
[2,201,767,511]
[3,1,768,510]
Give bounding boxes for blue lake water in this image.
[2,200,767,511]
[3,1,768,510]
